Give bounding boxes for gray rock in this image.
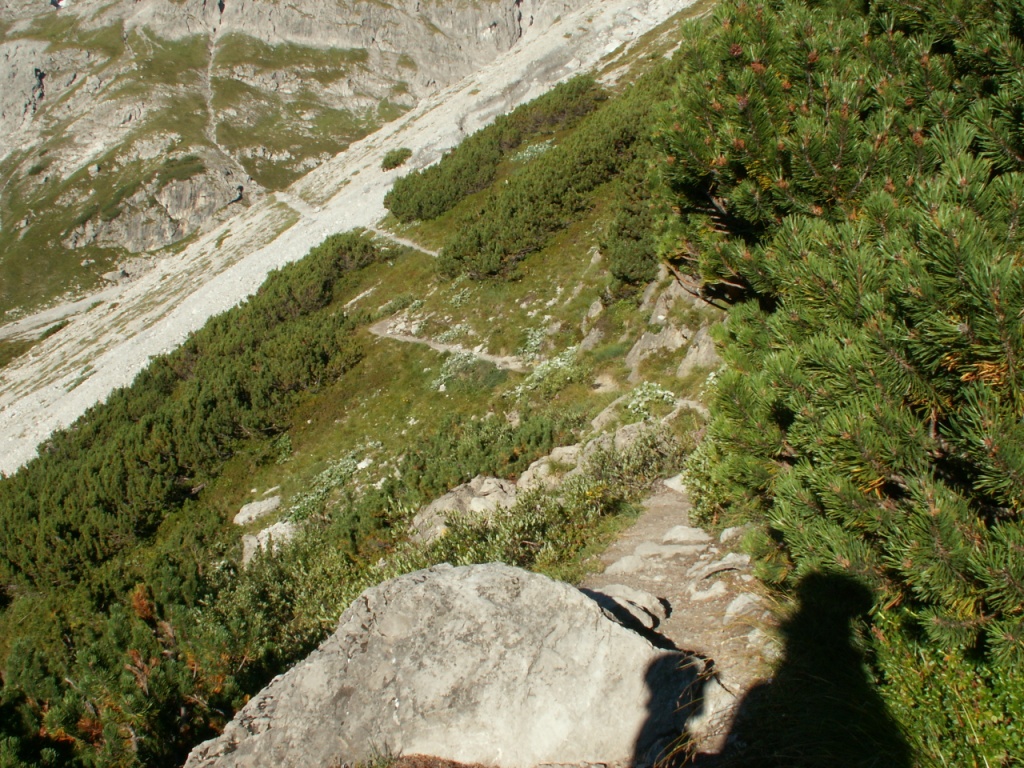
[233,496,281,526]
[662,525,711,545]
[690,552,752,581]
[241,520,296,566]
[590,396,626,432]
[614,420,648,451]
[584,583,667,630]
[410,475,517,543]
[719,525,748,545]
[724,593,765,625]
[648,278,690,325]
[688,581,728,602]
[676,325,722,379]
[517,444,581,492]
[662,473,687,494]
[635,542,705,560]
[625,325,691,382]
[184,564,702,768]
[684,673,736,743]
[580,298,604,334]
[579,325,604,351]
[606,554,646,575]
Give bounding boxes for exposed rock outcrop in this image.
[410,475,518,543]
[184,563,703,768]
[241,520,297,565]
[234,495,282,526]
[676,324,722,379]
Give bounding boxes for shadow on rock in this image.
[633,653,713,768]
[692,571,912,768]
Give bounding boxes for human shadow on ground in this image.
[689,571,913,768]
[580,587,714,767]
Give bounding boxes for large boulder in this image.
[184,563,701,768]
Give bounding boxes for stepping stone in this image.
[724,593,764,624]
[662,525,712,545]
[690,552,751,580]
[606,555,646,575]
[635,542,705,559]
[688,580,728,602]
[585,584,667,630]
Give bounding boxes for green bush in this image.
[384,75,606,223]
[660,0,1024,763]
[381,147,413,171]
[438,64,679,279]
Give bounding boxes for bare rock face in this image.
[0,0,585,302]
[676,324,722,379]
[183,563,700,768]
[234,496,282,526]
[241,520,297,566]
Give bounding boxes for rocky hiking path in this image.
[583,477,776,756]
[368,316,530,372]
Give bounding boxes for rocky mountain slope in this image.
[0,0,693,475]
[0,0,578,316]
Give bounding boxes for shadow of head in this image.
[632,653,710,768]
[707,570,912,768]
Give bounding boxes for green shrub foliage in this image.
[381,147,413,171]
[384,75,606,223]
[660,0,1024,763]
[438,63,683,279]
[0,232,384,766]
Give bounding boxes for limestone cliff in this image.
[0,0,582,310]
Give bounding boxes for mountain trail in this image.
[368,317,529,372]
[583,478,776,757]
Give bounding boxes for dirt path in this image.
[368,317,529,372]
[582,478,776,756]
[369,228,439,258]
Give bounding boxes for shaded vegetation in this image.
[665,0,1024,764]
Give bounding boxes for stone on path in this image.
[689,581,728,602]
[585,583,668,630]
[724,593,765,625]
[184,564,703,768]
[690,552,752,581]
[607,554,647,575]
[635,542,706,560]
[662,525,712,545]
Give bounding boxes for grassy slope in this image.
[0,14,724,762]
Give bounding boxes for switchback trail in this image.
[368,318,529,372]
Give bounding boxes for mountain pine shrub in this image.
[656,0,1024,763]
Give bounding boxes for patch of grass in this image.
[214,34,368,83]
[155,155,206,187]
[125,29,208,87]
[0,338,37,369]
[213,78,376,189]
